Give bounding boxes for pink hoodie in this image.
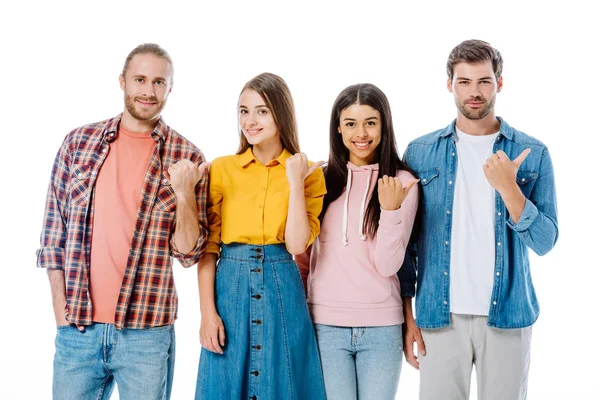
[296,162,419,327]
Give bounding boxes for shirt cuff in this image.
[170,235,205,268]
[379,208,403,226]
[506,198,538,232]
[205,242,221,257]
[36,246,65,270]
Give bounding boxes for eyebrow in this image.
[342,116,379,121]
[239,104,268,108]
[456,77,493,81]
[132,75,167,81]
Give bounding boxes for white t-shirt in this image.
[449,127,499,316]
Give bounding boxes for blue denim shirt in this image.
[400,118,558,329]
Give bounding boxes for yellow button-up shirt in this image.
[206,148,326,255]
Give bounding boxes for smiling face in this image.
[448,61,502,121]
[238,89,280,148]
[338,103,382,166]
[119,53,172,122]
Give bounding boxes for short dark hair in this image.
[122,43,173,80]
[447,40,503,80]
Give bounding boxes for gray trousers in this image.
[419,313,532,400]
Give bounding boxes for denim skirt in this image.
[195,243,326,400]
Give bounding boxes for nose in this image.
[356,124,368,138]
[469,84,482,98]
[244,111,257,127]
[141,81,156,98]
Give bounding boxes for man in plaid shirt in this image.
[36,43,209,399]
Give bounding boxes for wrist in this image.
[499,183,523,203]
[174,186,196,200]
[288,182,304,193]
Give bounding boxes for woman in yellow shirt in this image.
[194,73,327,400]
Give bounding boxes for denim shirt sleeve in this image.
[398,146,418,297]
[506,147,558,256]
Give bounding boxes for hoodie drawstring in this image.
[342,169,352,246]
[342,166,373,245]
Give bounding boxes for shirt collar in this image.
[441,116,513,141]
[238,147,293,168]
[104,113,168,143]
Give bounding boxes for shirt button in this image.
[102,147,108,153]
[251,396,257,400]
[497,212,502,216]
[448,180,453,185]
[493,301,497,305]
[446,210,451,215]
[251,370,259,376]
[445,241,449,245]
[443,301,448,305]
[162,178,168,184]
[255,320,262,325]
[261,187,265,191]
[77,173,83,179]
[444,271,448,276]
[255,294,262,300]
[497,242,501,246]
[452,152,455,156]
[422,178,427,183]
[258,205,263,209]
[256,268,262,273]
[255,345,262,350]
[521,178,526,182]
[496,272,500,276]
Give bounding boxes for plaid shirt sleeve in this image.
[36,136,72,270]
[169,152,210,267]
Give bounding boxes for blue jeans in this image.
[53,323,175,400]
[314,324,403,400]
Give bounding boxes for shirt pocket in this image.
[70,164,91,207]
[414,168,441,212]
[516,170,539,198]
[154,173,177,213]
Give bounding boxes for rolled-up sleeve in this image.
[304,166,326,248]
[37,139,71,270]
[170,154,210,267]
[506,148,558,256]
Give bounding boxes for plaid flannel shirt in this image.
[36,114,208,329]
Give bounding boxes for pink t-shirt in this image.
[89,126,155,324]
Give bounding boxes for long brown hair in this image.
[236,73,300,155]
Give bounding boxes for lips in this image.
[352,140,372,150]
[466,101,484,108]
[245,128,263,136]
[136,99,157,107]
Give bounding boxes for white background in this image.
[1,0,597,398]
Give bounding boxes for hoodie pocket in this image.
[309,242,393,304]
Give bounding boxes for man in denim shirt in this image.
[401,40,558,400]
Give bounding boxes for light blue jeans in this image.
[314,324,403,400]
[53,323,175,400]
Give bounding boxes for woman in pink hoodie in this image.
[296,83,419,400]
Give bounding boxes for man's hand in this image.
[168,160,210,195]
[483,149,530,195]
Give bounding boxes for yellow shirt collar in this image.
[238,147,293,168]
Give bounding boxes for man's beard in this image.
[124,94,165,121]
[457,95,495,120]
